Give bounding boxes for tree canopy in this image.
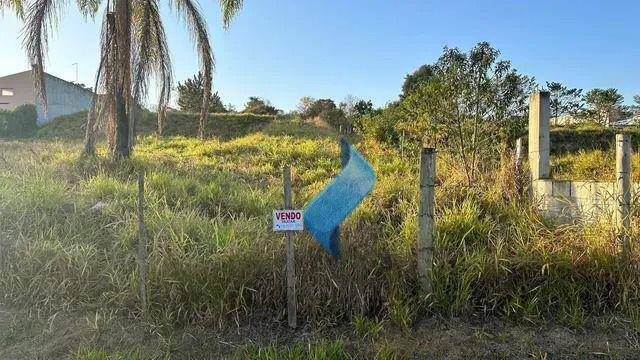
[242,97,280,115]
[545,81,583,119]
[361,42,536,184]
[583,88,625,126]
[402,64,434,97]
[177,72,227,113]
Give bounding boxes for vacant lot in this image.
[1,115,639,358]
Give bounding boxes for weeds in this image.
[238,341,348,360]
[0,118,639,331]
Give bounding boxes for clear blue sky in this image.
[1,0,639,111]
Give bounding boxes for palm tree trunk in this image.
[82,107,98,156]
[129,101,137,147]
[111,0,132,159]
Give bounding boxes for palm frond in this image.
[1,0,25,18]
[82,10,114,155]
[132,0,172,134]
[218,0,242,29]
[75,0,100,19]
[22,0,64,116]
[171,0,212,140]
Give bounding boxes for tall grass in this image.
[0,119,639,329]
[552,149,640,181]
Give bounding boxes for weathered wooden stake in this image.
[283,166,297,328]
[137,172,148,314]
[616,134,632,256]
[418,148,435,292]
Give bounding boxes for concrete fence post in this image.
[616,133,632,256]
[515,137,524,172]
[515,137,524,163]
[418,148,436,293]
[528,92,550,180]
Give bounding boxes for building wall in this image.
[36,74,93,125]
[0,71,36,112]
[0,70,93,125]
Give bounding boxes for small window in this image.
[1,89,14,96]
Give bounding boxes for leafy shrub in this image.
[0,104,38,138]
[242,97,280,115]
[298,98,350,129]
[322,108,349,128]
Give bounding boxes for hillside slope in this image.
[37,111,281,140]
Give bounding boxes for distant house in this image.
[0,69,94,125]
[613,115,640,127]
[551,114,640,127]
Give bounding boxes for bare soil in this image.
[1,305,639,359]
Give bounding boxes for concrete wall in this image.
[528,91,636,222]
[532,179,639,221]
[0,70,93,124]
[36,74,93,125]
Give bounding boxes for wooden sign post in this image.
[418,148,435,293]
[282,166,297,328]
[137,172,148,315]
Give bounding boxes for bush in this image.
[0,104,38,138]
[323,108,349,128]
[242,97,280,115]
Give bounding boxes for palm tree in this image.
[23,0,243,158]
[0,0,23,17]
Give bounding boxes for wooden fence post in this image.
[283,166,297,328]
[137,172,148,314]
[616,134,632,256]
[418,148,436,292]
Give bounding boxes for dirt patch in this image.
[1,306,639,359]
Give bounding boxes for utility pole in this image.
[72,63,79,83]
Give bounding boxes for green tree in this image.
[545,81,582,119]
[362,42,535,185]
[583,88,625,126]
[177,72,226,113]
[301,98,337,119]
[242,97,280,115]
[353,100,375,117]
[296,96,316,116]
[23,0,243,157]
[402,64,434,97]
[338,95,358,120]
[631,95,640,115]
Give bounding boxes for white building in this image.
[0,69,94,124]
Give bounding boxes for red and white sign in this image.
[273,210,304,231]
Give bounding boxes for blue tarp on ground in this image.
[303,139,376,259]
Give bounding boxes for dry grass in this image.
[0,117,639,339]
